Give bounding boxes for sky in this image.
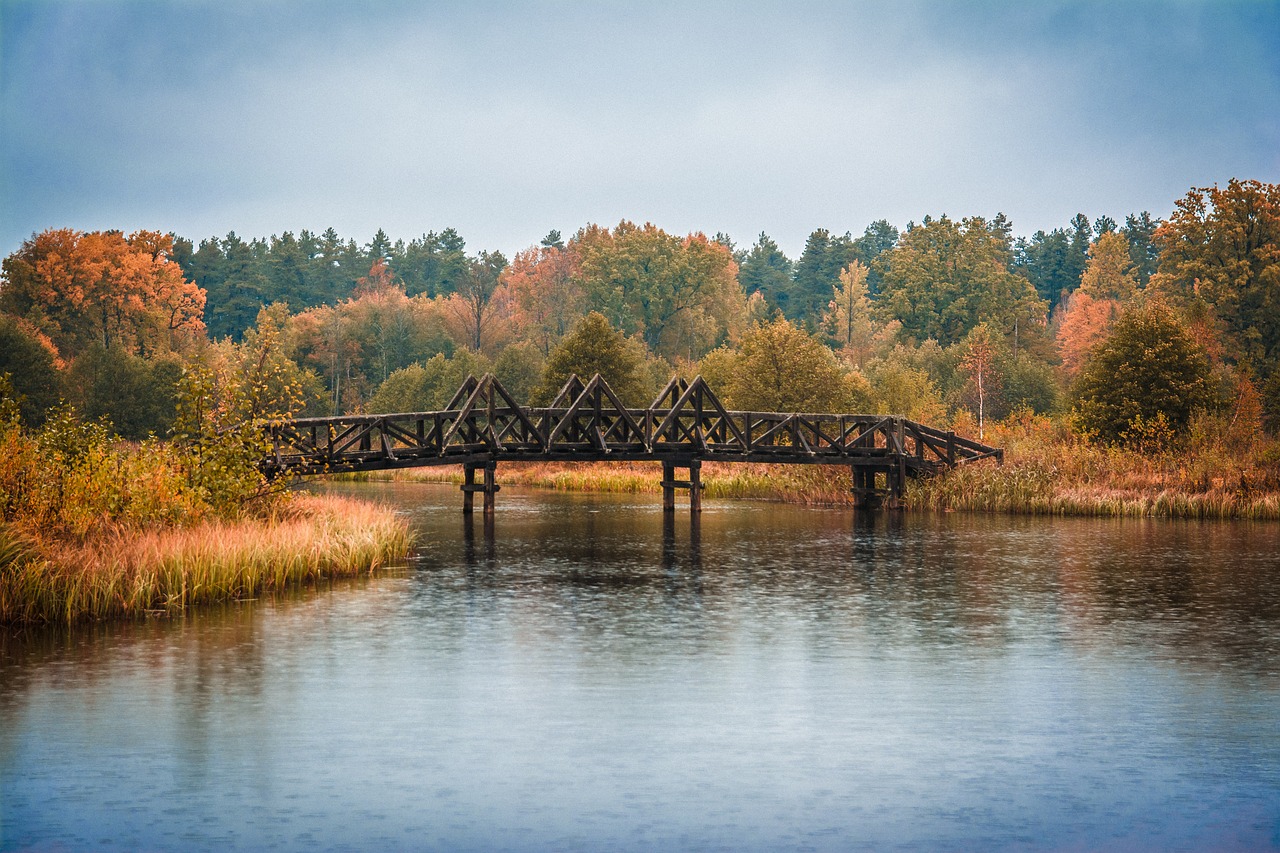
[2,0,1278,259]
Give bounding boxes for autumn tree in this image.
[500,244,586,356]
[822,260,878,366]
[1055,291,1123,378]
[1073,302,1216,448]
[534,312,654,406]
[1151,179,1280,377]
[1055,232,1138,377]
[863,358,948,424]
[957,323,1002,440]
[441,250,510,354]
[291,289,452,414]
[1,228,206,360]
[367,349,493,414]
[1079,231,1139,301]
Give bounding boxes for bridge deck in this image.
[263,373,1002,510]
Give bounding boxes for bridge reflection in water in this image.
[264,373,1002,513]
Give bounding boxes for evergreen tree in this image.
[1123,211,1161,287]
[737,233,793,316]
[367,228,393,263]
[790,229,860,326]
[853,219,900,293]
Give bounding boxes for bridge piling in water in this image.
[461,461,499,516]
[661,460,703,513]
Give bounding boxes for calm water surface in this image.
[2,482,1279,851]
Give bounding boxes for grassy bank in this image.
[906,433,1280,519]
[375,460,862,506]
[0,494,411,624]
[0,411,412,625]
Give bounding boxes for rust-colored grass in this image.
[907,413,1280,519]
[365,460,860,506]
[0,494,412,624]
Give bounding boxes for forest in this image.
[3,181,1276,437]
[0,179,1278,511]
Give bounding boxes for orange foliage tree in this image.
[1,228,206,360]
[1054,232,1138,377]
[499,244,587,356]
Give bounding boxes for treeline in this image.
[1,179,1277,457]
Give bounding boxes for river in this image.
[2,482,1279,851]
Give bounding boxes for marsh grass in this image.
[1,416,411,624]
[375,460,860,506]
[906,412,1280,519]
[0,495,410,624]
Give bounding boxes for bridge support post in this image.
[461,461,500,515]
[689,460,702,514]
[462,464,476,514]
[851,465,879,510]
[483,461,498,517]
[887,457,906,511]
[661,460,703,513]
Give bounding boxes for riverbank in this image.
[362,460,862,506]
[0,493,410,624]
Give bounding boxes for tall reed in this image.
[0,495,410,624]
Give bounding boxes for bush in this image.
[1073,302,1216,448]
[701,317,871,412]
[534,312,654,406]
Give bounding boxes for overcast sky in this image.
[2,1,1277,259]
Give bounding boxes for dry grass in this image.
[367,460,861,505]
[0,494,412,624]
[907,412,1280,519]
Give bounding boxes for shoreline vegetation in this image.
[0,494,409,625]
[351,412,1280,521]
[0,404,411,625]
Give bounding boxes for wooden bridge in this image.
[262,373,1002,513]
